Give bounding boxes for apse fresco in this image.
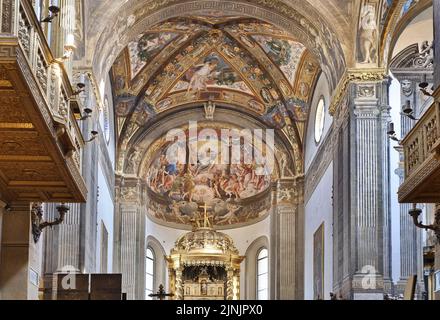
[145,125,273,228]
[252,35,306,86]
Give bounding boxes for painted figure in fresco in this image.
[183,173,196,202]
[216,203,241,225]
[186,57,220,95]
[137,33,175,62]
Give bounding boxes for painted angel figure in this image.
[186,57,220,95]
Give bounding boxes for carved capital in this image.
[330,68,387,116]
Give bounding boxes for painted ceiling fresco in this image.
[111,17,321,143]
[144,122,274,229]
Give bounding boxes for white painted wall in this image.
[304,163,333,300]
[94,73,116,274]
[95,164,114,273]
[392,6,433,58]
[304,73,333,173]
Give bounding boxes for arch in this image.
[381,0,433,68]
[145,236,167,297]
[244,236,269,300]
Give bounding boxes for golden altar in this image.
[166,213,244,300]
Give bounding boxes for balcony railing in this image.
[0,0,87,202]
[399,88,440,203]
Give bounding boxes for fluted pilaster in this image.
[270,177,304,299]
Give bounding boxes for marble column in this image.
[43,203,82,274]
[350,79,393,299]
[270,177,304,300]
[115,178,146,300]
[0,203,42,300]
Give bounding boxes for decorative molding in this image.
[329,68,387,116]
[1,0,13,34]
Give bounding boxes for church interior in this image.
[0,0,440,301]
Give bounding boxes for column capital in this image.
[330,68,388,116]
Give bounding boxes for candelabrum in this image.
[409,204,440,243]
[31,203,70,243]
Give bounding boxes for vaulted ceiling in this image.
[110,17,321,147]
[83,0,350,90]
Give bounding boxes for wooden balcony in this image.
[398,88,440,203]
[0,0,86,202]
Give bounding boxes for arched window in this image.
[257,248,269,300]
[145,247,155,300]
[314,97,326,144]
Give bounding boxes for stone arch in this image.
[380,0,433,69]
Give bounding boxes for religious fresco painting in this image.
[110,16,322,163]
[128,32,179,79]
[170,52,253,95]
[145,125,273,228]
[314,224,325,300]
[252,35,306,86]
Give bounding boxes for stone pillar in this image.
[0,203,42,300]
[332,99,352,297]
[349,76,393,299]
[393,77,425,297]
[270,177,304,300]
[390,41,436,296]
[115,179,145,300]
[43,203,82,274]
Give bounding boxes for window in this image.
[100,222,108,274]
[314,97,326,144]
[145,247,155,300]
[257,248,269,300]
[101,96,111,145]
